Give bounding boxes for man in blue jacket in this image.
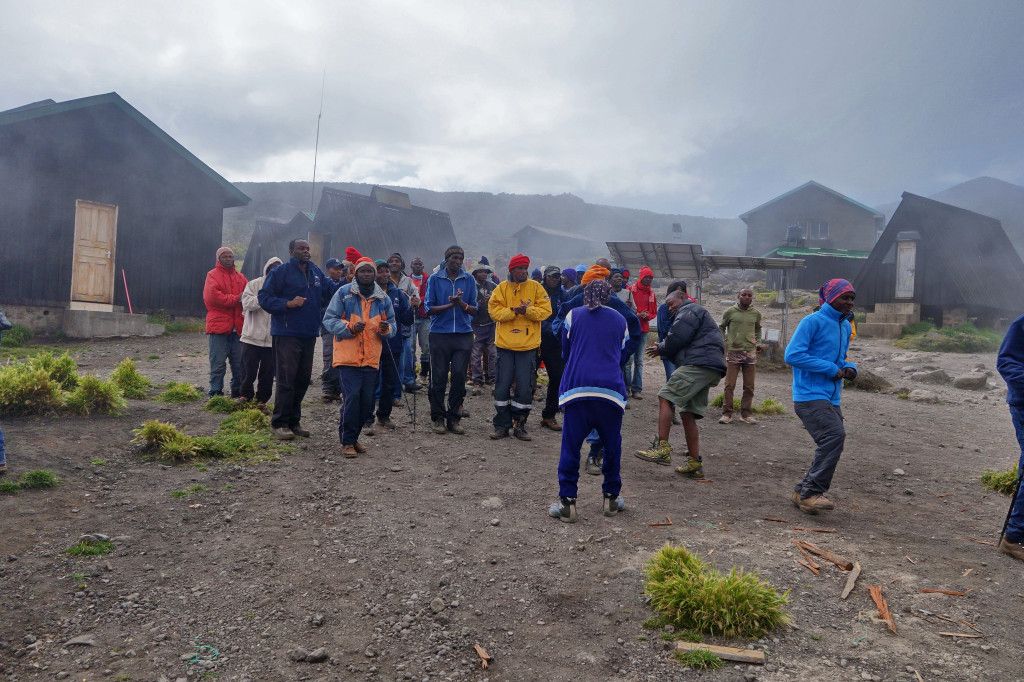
[996,314,1024,561]
[258,238,330,440]
[784,279,858,515]
[424,245,478,435]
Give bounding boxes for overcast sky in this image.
[3,0,1023,217]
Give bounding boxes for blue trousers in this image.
[1005,406,1024,542]
[623,331,648,393]
[338,366,379,445]
[661,357,678,382]
[558,400,623,499]
[0,419,6,466]
[401,337,416,388]
[208,332,242,397]
[794,400,846,497]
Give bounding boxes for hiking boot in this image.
[675,455,704,479]
[447,420,466,435]
[321,394,335,404]
[635,439,671,465]
[603,493,626,516]
[257,403,271,415]
[404,383,422,393]
[393,399,403,407]
[632,391,643,400]
[718,414,732,424]
[541,417,562,432]
[999,536,1024,561]
[377,417,397,430]
[791,492,835,514]
[671,411,681,425]
[460,408,470,418]
[342,444,357,458]
[489,428,509,440]
[548,497,577,523]
[353,441,367,453]
[742,415,759,424]
[363,423,376,437]
[273,427,294,441]
[291,425,311,438]
[513,419,532,441]
[470,384,482,396]
[585,455,603,476]
[432,419,447,434]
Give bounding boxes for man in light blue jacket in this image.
[784,279,857,515]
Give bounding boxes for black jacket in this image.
[660,300,727,375]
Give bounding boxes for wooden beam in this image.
[840,562,862,599]
[676,643,765,664]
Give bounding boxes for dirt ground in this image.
[2,297,1023,682]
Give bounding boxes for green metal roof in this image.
[0,92,250,208]
[763,245,871,259]
[739,181,883,221]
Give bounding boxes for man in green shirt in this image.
[718,288,762,424]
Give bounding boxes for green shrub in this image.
[896,321,1002,353]
[20,469,60,489]
[204,395,243,413]
[0,364,64,416]
[0,324,33,347]
[66,539,115,556]
[64,375,127,416]
[220,408,270,434]
[644,543,791,638]
[29,352,79,390]
[674,648,724,670]
[111,358,152,399]
[0,480,21,494]
[133,420,199,461]
[157,382,202,403]
[981,466,1019,495]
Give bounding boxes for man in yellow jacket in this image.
[488,254,552,441]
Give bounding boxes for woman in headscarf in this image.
[549,279,629,523]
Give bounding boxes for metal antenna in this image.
[310,69,326,213]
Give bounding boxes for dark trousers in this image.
[271,335,316,429]
[539,335,564,420]
[321,332,340,396]
[376,348,401,421]
[558,400,623,498]
[794,400,846,497]
[470,323,497,384]
[722,362,757,418]
[338,366,378,445]
[239,342,274,404]
[208,332,242,397]
[1005,406,1024,542]
[428,332,473,424]
[493,347,536,431]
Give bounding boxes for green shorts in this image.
[658,365,724,419]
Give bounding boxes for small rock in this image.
[952,372,988,390]
[7,554,16,561]
[430,598,446,614]
[489,518,500,527]
[364,648,376,658]
[908,389,940,403]
[56,673,70,680]
[65,634,97,647]
[310,613,324,627]
[894,468,906,476]
[23,635,37,645]
[911,369,951,385]
[288,647,309,662]
[481,497,503,509]
[306,647,329,663]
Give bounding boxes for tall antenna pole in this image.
[311,69,326,213]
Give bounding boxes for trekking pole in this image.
[999,468,1023,543]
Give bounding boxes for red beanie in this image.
[508,253,530,270]
[345,247,362,263]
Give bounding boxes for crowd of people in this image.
[3,239,1020,565]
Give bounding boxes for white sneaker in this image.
[742,416,759,424]
[718,415,732,424]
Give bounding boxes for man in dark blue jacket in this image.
[374,260,415,430]
[539,265,568,431]
[996,313,1024,561]
[258,238,330,440]
[636,290,726,479]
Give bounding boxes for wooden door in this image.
[895,241,916,299]
[71,200,118,304]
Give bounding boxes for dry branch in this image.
[920,589,968,596]
[793,527,836,533]
[868,585,897,634]
[796,559,820,575]
[795,540,854,571]
[938,632,982,638]
[762,517,788,523]
[473,643,492,669]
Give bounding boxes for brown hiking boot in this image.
[342,444,357,458]
[489,429,509,440]
[513,419,532,441]
[541,417,562,431]
[791,492,836,514]
[273,427,294,441]
[353,441,367,454]
[291,425,311,438]
[999,536,1024,561]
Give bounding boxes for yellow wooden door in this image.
[71,200,118,303]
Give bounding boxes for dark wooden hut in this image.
[855,192,1024,326]
[0,92,249,319]
[240,212,314,280]
[512,225,603,263]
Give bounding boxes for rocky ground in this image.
[2,299,1023,681]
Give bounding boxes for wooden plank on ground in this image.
[796,540,854,571]
[840,561,861,599]
[676,642,765,664]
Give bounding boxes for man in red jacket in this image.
[625,266,658,399]
[203,247,247,397]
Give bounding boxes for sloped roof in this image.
[739,181,883,221]
[0,92,249,208]
[311,187,457,266]
[513,224,599,242]
[855,192,1024,310]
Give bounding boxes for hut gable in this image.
[854,192,1024,319]
[240,212,313,280]
[0,92,249,317]
[740,181,884,257]
[308,186,457,268]
[511,225,602,262]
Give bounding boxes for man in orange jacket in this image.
[203,247,247,397]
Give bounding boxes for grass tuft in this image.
[709,395,785,416]
[66,539,115,556]
[28,351,79,390]
[895,321,1002,353]
[0,480,21,494]
[981,466,1019,495]
[204,395,245,413]
[0,364,64,416]
[0,324,33,347]
[673,648,724,670]
[111,358,153,399]
[156,382,202,403]
[133,410,285,464]
[643,542,791,638]
[19,469,60,489]
[64,374,127,416]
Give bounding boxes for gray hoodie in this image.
[240,257,282,347]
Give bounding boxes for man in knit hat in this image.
[239,256,282,411]
[539,264,568,431]
[424,245,478,434]
[204,247,247,398]
[549,279,629,523]
[320,257,346,402]
[488,254,552,440]
[785,279,857,515]
[387,252,422,398]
